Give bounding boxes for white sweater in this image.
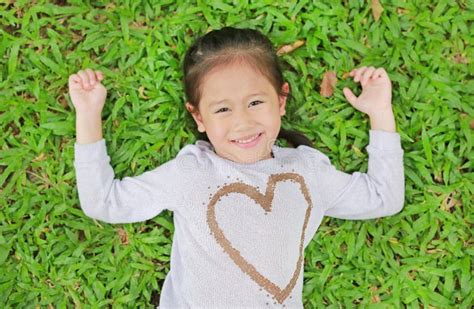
[74,130,404,308]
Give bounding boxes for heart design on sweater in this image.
[206,172,313,304]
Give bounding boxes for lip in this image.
[231,132,263,149]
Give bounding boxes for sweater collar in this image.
[195,140,279,167]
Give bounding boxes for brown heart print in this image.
[206,172,313,304]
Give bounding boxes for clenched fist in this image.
[68,68,107,114]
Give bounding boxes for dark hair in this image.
[182,26,313,149]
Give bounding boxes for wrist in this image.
[76,113,103,144]
[75,109,102,118]
[368,108,396,132]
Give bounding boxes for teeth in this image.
[234,133,260,144]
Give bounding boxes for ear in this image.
[185,102,206,133]
[279,82,289,116]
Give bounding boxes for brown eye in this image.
[215,107,229,113]
[249,100,263,107]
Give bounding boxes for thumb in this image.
[343,87,357,105]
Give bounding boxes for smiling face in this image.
[185,60,289,164]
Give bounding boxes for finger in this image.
[85,68,97,85]
[373,67,387,79]
[353,66,368,82]
[343,87,358,105]
[96,70,104,81]
[361,66,376,86]
[349,68,360,77]
[77,70,90,88]
[69,74,81,84]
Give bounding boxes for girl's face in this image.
[185,61,288,164]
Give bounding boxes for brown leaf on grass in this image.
[32,152,47,162]
[434,173,443,183]
[369,286,380,303]
[453,53,468,64]
[440,191,461,211]
[426,248,444,254]
[45,278,55,288]
[138,86,150,99]
[341,72,351,79]
[70,30,83,44]
[58,94,68,109]
[131,20,148,30]
[371,0,384,21]
[320,71,337,97]
[462,113,474,129]
[276,40,305,56]
[117,228,129,245]
[396,7,408,15]
[371,295,381,303]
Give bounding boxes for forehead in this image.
[200,62,275,105]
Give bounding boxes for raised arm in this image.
[321,66,404,219]
[69,69,180,223]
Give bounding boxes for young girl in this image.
[69,27,404,308]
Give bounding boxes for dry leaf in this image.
[440,191,461,211]
[453,53,468,64]
[320,71,337,97]
[58,94,68,109]
[371,0,384,21]
[371,295,381,303]
[276,40,305,56]
[131,20,147,30]
[32,153,47,162]
[397,7,408,15]
[341,72,351,79]
[45,278,55,288]
[426,248,444,254]
[138,86,150,99]
[117,228,129,245]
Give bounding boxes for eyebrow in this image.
[209,92,267,107]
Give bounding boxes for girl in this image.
[69,27,404,308]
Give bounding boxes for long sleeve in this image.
[74,138,182,224]
[312,130,405,220]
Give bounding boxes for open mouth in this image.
[231,132,263,148]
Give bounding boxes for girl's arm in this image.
[74,139,181,223]
[69,69,180,223]
[312,66,404,219]
[311,130,404,220]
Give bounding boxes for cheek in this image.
[207,122,227,138]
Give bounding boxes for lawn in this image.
[0,0,472,308]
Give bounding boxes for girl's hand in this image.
[342,66,392,117]
[68,68,107,114]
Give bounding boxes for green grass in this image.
[1,0,473,308]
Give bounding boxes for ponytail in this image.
[277,127,313,148]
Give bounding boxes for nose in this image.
[232,105,256,130]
